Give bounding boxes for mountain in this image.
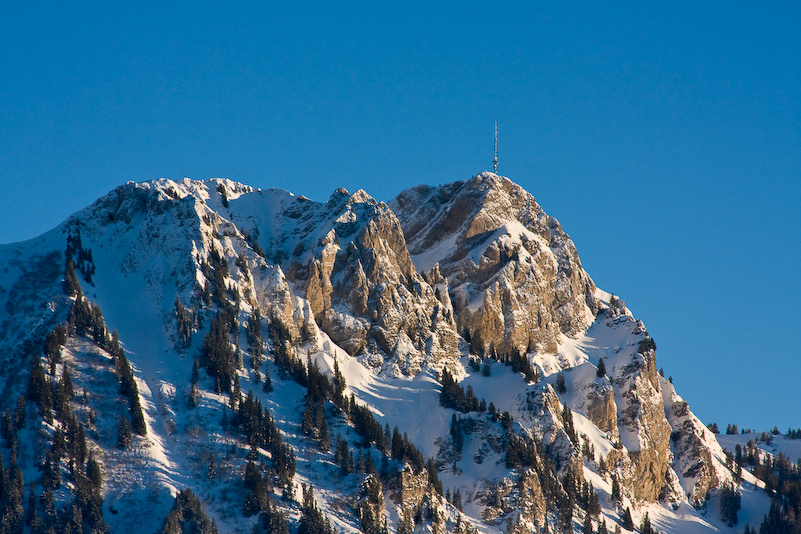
[0,173,780,533]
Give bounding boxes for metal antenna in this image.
[493,121,498,174]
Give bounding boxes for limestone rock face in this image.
[391,173,598,356]
[582,380,619,437]
[398,467,429,519]
[516,468,546,527]
[661,377,726,505]
[612,344,673,502]
[263,189,461,375]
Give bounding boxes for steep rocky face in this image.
[582,380,620,437]
[398,467,430,517]
[612,343,673,502]
[661,377,726,505]
[529,307,722,507]
[277,190,461,376]
[391,173,599,356]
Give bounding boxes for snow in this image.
[0,176,787,534]
[410,231,461,273]
[717,432,801,466]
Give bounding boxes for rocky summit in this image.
[0,173,746,533]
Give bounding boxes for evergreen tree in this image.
[611,474,621,502]
[621,507,634,531]
[596,358,606,377]
[25,483,35,527]
[319,417,330,452]
[450,413,464,454]
[561,404,577,444]
[555,371,567,394]
[452,488,462,511]
[117,416,132,449]
[175,297,193,347]
[64,260,82,298]
[639,512,653,534]
[335,435,352,475]
[191,357,199,384]
[297,484,335,534]
[358,475,387,534]
[256,500,289,534]
[188,384,199,409]
[719,483,741,526]
[158,488,220,534]
[262,366,273,393]
[583,514,593,533]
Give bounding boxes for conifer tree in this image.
[621,507,634,531]
[583,514,593,534]
[117,415,132,449]
[611,474,621,502]
[720,483,741,526]
[158,488,220,534]
[597,357,606,377]
[639,512,653,534]
[556,371,567,394]
[188,384,199,409]
[64,260,82,298]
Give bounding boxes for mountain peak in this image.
[0,173,746,534]
[347,188,375,206]
[469,170,509,189]
[326,187,351,208]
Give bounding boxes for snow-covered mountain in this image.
[0,173,784,533]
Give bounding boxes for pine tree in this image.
[64,260,82,298]
[639,512,653,534]
[175,297,193,347]
[188,384,199,409]
[335,435,352,475]
[319,417,330,452]
[556,371,567,394]
[453,489,462,511]
[611,474,621,502]
[719,483,741,526]
[561,404,577,444]
[117,416,132,449]
[158,488,220,534]
[583,514,593,533]
[262,365,273,393]
[596,358,606,377]
[207,453,217,479]
[25,483,35,527]
[621,507,634,530]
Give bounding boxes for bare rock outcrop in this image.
[287,190,460,375]
[661,377,727,505]
[391,173,599,356]
[582,380,619,437]
[612,342,673,502]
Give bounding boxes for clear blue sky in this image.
[2,2,799,431]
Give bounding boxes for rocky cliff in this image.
[391,173,598,357]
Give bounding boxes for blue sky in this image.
[1,2,799,431]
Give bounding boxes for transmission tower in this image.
[493,121,498,174]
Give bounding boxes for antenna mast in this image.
[493,121,498,174]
